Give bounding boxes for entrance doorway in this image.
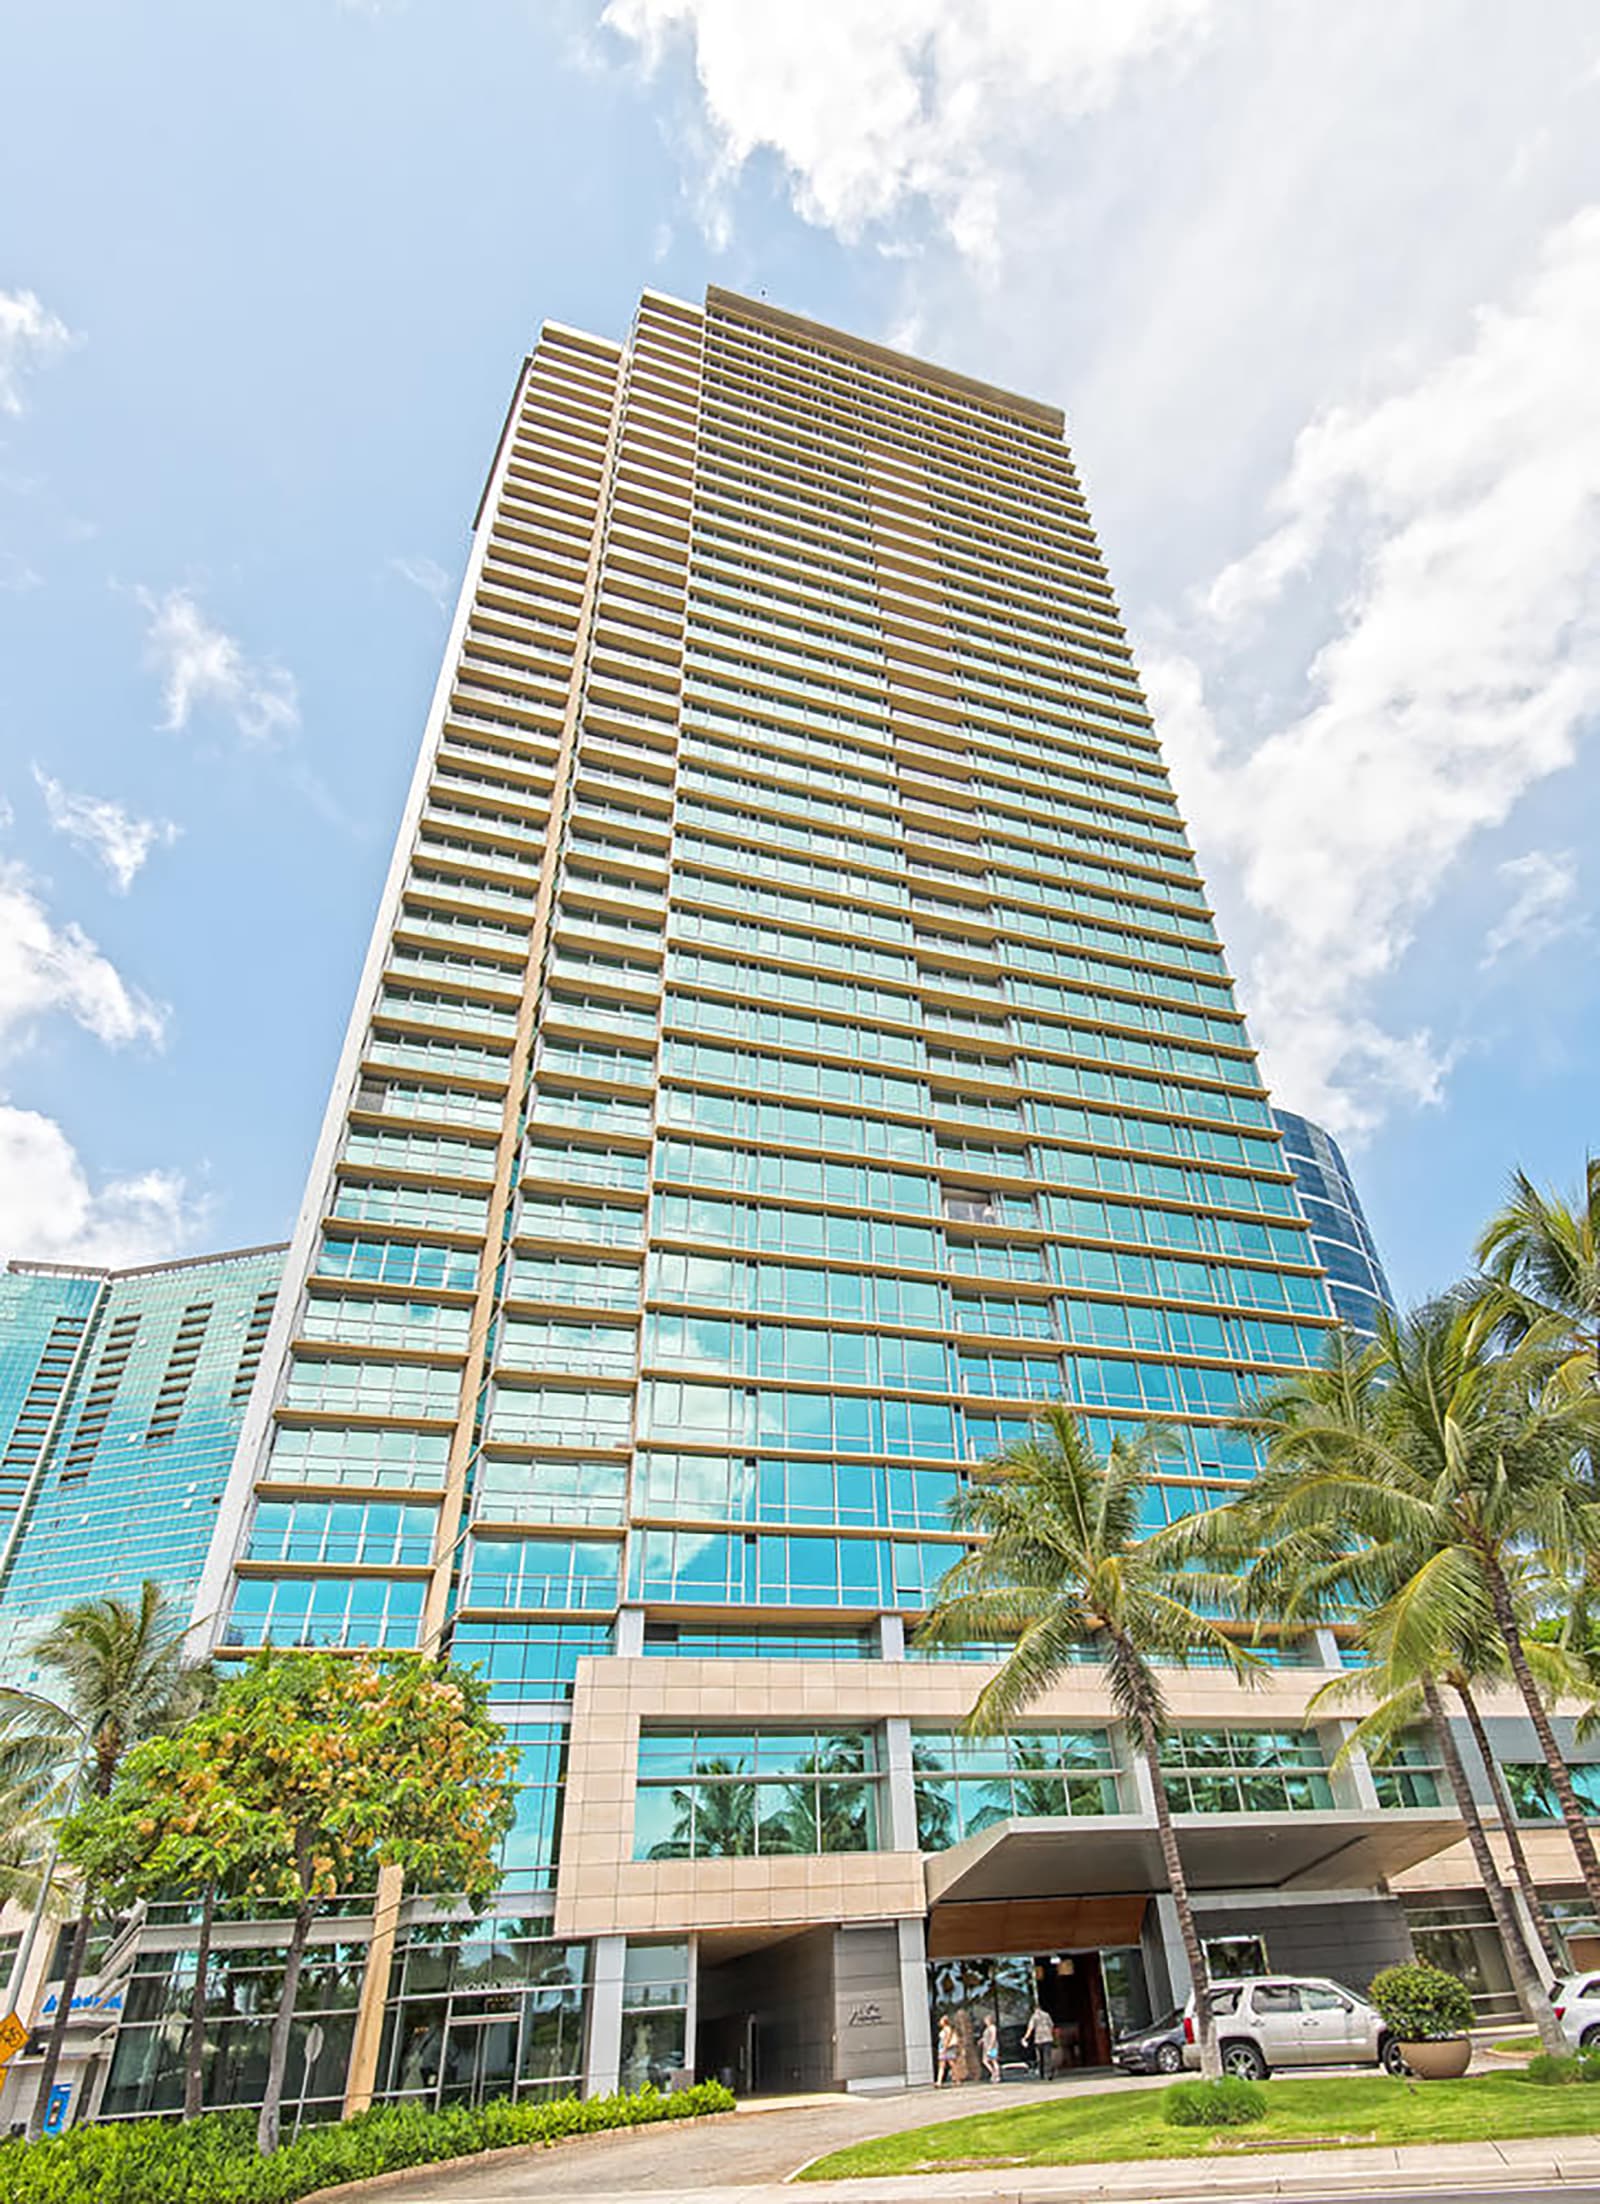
[437,2012,519,2103]
[928,1950,1116,2079]
[1032,1952,1111,2072]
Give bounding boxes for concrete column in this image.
[1507,1883,1560,1988]
[1313,1627,1343,1669]
[683,1934,699,2084]
[897,1916,936,2087]
[343,1863,404,2115]
[878,1613,906,1660]
[1319,1719,1380,1811]
[1153,1895,1194,2002]
[883,1717,919,1852]
[1121,1725,1158,1817]
[585,1934,626,2097]
[614,1606,645,1657]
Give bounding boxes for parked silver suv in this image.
[1181,1975,1404,2078]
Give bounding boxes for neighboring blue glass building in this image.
[1273,1109,1394,1338]
[0,1246,284,1686]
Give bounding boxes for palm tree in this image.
[0,1718,66,1921]
[1306,1627,1567,2052]
[1237,1300,1600,1937]
[0,1584,199,2139]
[916,1407,1259,2080]
[1477,1159,1600,1374]
[1445,1648,1568,1973]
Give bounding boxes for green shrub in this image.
[1523,2050,1600,2088]
[0,2080,735,2204]
[1368,1962,1475,2041]
[1526,2052,1582,2087]
[1162,2076,1268,2128]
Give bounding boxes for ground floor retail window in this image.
[1402,1900,1518,2020]
[620,1940,688,2092]
[101,1938,368,2121]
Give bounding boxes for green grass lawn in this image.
[800,2073,1600,2180]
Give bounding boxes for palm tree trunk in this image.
[183,1882,217,2123]
[1478,1546,1600,1920]
[25,1908,90,2141]
[256,1899,314,2156]
[1136,1708,1219,2080]
[1420,1677,1564,2054]
[1455,1681,1562,1971]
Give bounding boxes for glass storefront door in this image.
[437,2013,519,2104]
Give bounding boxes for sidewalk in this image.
[514,2135,1600,2203]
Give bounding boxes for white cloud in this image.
[136,586,300,745]
[0,857,168,1052]
[0,828,194,1270]
[33,767,180,894]
[0,1104,200,1268]
[0,289,77,415]
[1149,204,1600,1139]
[1481,849,1585,967]
[388,552,453,610]
[602,0,1213,263]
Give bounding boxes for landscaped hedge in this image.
[0,2080,735,2204]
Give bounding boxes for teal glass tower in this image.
[1273,1109,1394,1338]
[0,1247,284,1685]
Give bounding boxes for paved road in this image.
[359,2078,1118,2199]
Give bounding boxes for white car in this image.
[1553,1974,1600,2050]
[1181,1975,1404,2078]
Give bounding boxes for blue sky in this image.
[2,0,1598,1302]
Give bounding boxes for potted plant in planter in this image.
[1369,1962,1476,2079]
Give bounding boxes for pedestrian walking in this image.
[936,2012,960,2086]
[1022,2001,1055,2080]
[980,2014,1001,2083]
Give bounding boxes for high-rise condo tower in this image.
[159,289,1472,2117]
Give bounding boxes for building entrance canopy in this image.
[924,1809,1464,1908]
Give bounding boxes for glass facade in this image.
[1157,1727,1335,1814]
[913,1727,1121,1848]
[0,1247,284,1687]
[1273,1109,1393,1338]
[632,1726,881,1858]
[1501,1761,1600,1822]
[214,288,1340,1680]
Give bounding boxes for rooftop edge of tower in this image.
[705,284,1065,437]
[6,1241,288,1286]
